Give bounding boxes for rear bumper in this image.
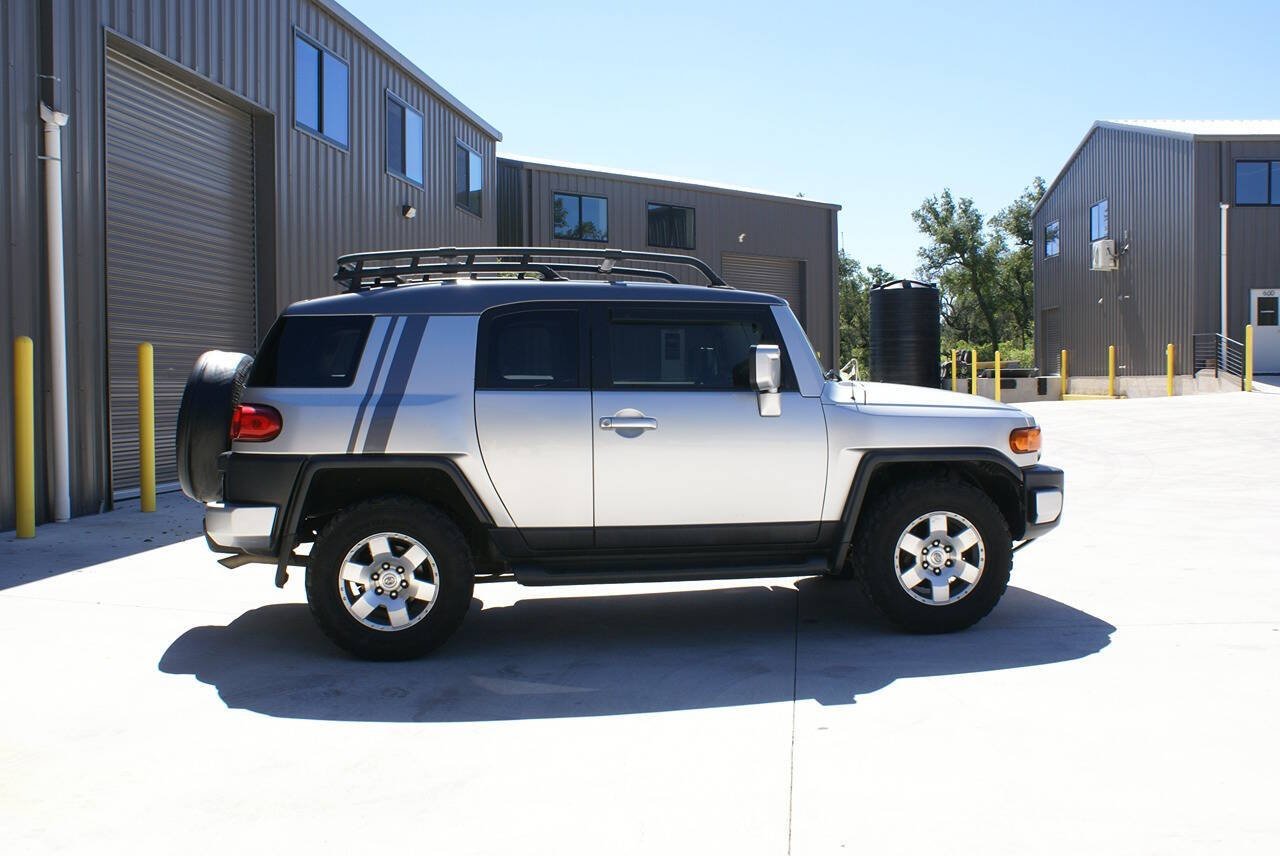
[204,502,278,554]
[1022,464,1064,540]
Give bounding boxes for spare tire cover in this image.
[176,350,254,502]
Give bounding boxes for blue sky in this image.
[346,0,1278,277]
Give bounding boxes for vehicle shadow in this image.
[158,578,1113,722]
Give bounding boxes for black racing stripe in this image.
[362,315,429,453]
[346,318,400,453]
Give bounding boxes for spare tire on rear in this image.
[176,350,254,503]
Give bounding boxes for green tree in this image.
[991,178,1045,348]
[912,190,1006,351]
[837,251,893,374]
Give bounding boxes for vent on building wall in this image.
[1091,239,1118,272]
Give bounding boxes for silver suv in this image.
[177,247,1063,660]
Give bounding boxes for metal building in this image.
[1034,120,1280,378]
[0,0,841,530]
[499,155,841,366]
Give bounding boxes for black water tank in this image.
[869,279,941,388]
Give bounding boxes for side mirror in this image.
[749,345,782,417]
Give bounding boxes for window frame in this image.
[455,139,484,217]
[552,191,610,243]
[384,90,424,188]
[292,29,350,150]
[1234,160,1279,206]
[1089,198,1109,242]
[1043,220,1060,258]
[589,302,796,392]
[646,201,697,250]
[475,304,589,391]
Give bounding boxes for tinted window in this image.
[1044,220,1060,258]
[386,95,424,184]
[294,34,348,147]
[1236,161,1272,205]
[478,310,579,389]
[553,192,608,241]
[250,315,372,388]
[604,307,781,390]
[1089,199,1109,241]
[455,142,483,215]
[647,203,695,249]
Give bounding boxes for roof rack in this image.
[333,246,730,292]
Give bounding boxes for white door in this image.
[1252,289,1280,374]
[591,303,828,545]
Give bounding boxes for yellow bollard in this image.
[14,337,35,538]
[994,350,1002,402]
[1060,349,1069,400]
[1166,343,1175,397]
[970,349,978,395]
[951,349,958,392]
[1107,345,1116,398]
[1245,325,1254,392]
[138,342,155,513]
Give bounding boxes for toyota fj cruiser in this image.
[177,247,1063,660]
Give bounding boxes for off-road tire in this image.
[176,350,253,502]
[851,477,1011,633]
[306,497,475,660]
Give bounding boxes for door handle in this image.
[599,416,658,431]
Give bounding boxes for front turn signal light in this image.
[1010,427,1041,454]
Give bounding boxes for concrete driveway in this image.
[2,392,1277,854]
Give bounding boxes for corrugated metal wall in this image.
[1,0,501,527]
[1034,126,1196,376]
[0,0,47,531]
[500,158,840,366]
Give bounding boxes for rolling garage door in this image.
[721,253,804,320]
[105,50,257,495]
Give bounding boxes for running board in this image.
[512,557,830,586]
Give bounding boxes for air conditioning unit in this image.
[1091,239,1118,271]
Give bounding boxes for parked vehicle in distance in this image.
[177,247,1064,660]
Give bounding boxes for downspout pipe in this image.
[40,102,71,523]
[1220,202,1229,341]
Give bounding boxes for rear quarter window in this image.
[249,315,372,388]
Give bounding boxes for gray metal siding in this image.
[0,0,46,531]
[1205,140,1280,339]
[722,253,804,316]
[1033,126,1196,376]
[104,49,258,493]
[501,158,839,366]
[0,0,501,527]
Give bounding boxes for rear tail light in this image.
[1009,427,1041,454]
[231,404,283,442]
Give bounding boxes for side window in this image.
[386,93,424,185]
[455,141,483,216]
[477,309,580,389]
[647,203,695,249]
[1089,199,1108,241]
[294,33,348,147]
[250,315,372,388]
[1043,220,1060,258]
[600,306,786,390]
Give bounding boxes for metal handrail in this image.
[334,246,730,291]
[1192,333,1246,389]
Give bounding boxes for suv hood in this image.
[825,379,1028,415]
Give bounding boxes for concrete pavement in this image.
[1,392,1277,854]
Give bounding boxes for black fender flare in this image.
[273,455,495,587]
[830,447,1025,570]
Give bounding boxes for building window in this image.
[647,203,695,249]
[552,193,609,242]
[294,33,348,147]
[1089,199,1109,241]
[1044,220,1060,258]
[385,94,423,185]
[455,141,483,216]
[1236,161,1280,206]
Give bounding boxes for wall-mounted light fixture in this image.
[402,204,417,219]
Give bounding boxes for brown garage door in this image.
[721,253,804,320]
[105,50,258,496]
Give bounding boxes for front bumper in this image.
[204,502,278,554]
[1022,464,1064,539]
